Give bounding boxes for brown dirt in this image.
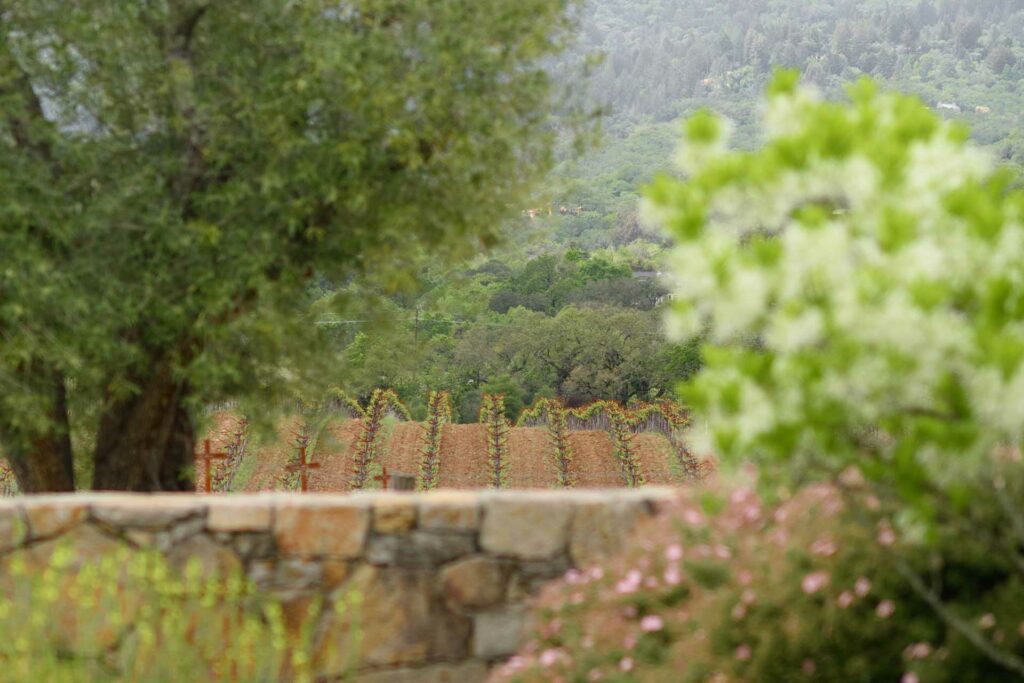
[436,424,490,489]
[308,418,363,492]
[380,422,426,481]
[635,433,681,486]
[239,416,306,492]
[568,431,624,488]
[506,427,555,488]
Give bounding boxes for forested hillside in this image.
[322,0,1024,421]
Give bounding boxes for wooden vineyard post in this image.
[286,445,321,492]
[480,394,510,489]
[373,465,390,490]
[196,439,228,494]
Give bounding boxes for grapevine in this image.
[418,390,453,490]
[480,394,510,489]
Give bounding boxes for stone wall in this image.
[0,488,676,682]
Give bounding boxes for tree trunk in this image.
[2,370,75,493]
[91,364,195,491]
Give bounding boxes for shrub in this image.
[497,477,1024,682]
[0,544,361,682]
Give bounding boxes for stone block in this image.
[166,534,242,578]
[373,497,418,534]
[353,660,488,683]
[440,556,507,609]
[90,495,205,528]
[480,496,571,560]
[367,531,475,567]
[22,500,86,539]
[318,565,470,674]
[569,498,644,567]
[0,506,26,552]
[419,492,480,532]
[207,501,273,532]
[275,500,370,558]
[473,605,527,660]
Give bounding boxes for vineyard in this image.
[192,391,710,493]
[0,392,707,495]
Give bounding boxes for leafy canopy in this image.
[0,0,580,444]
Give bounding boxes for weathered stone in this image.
[367,531,475,567]
[353,660,488,683]
[275,500,370,558]
[373,497,418,534]
[440,556,507,609]
[318,565,470,674]
[508,557,572,601]
[275,557,324,593]
[247,559,276,590]
[231,532,276,559]
[207,501,273,532]
[569,499,644,567]
[166,534,242,578]
[322,559,352,590]
[0,506,26,552]
[480,496,571,560]
[23,523,128,572]
[23,501,86,539]
[473,605,528,660]
[90,495,205,528]
[419,492,480,532]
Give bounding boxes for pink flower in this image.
[665,544,684,561]
[810,538,837,557]
[664,566,682,586]
[837,591,854,609]
[876,600,895,618]
[738,569,754,586]
[855,577,872,597]
[540,648,562,668]
[877,524,896,547]
[901,673,919,683]
[541,619,563,637]
[623,633,637,650]
[588,567,604,581]
[564,569,582,584]
[979,613,996,629]
[570,592,584,605]
[683,508,704,526]
[731,603,747,620]
[802,570,830,594]
[506,656,525,671]
[587,669,603,682]
[622,605,638,618]
[640,615,664,632]
[741,589,757,605]
[714,544,732,559]
[644,576,658,589]
[735,644,752,661]
[618,657,634,672]
[905,642,932,660]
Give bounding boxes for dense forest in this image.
[325,0,1024,421]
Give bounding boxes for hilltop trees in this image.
[0,0,582,491]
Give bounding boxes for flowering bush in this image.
[496,477,1024,682]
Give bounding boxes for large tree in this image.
[0,0,581,491]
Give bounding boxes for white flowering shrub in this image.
[648,71,1024,522]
